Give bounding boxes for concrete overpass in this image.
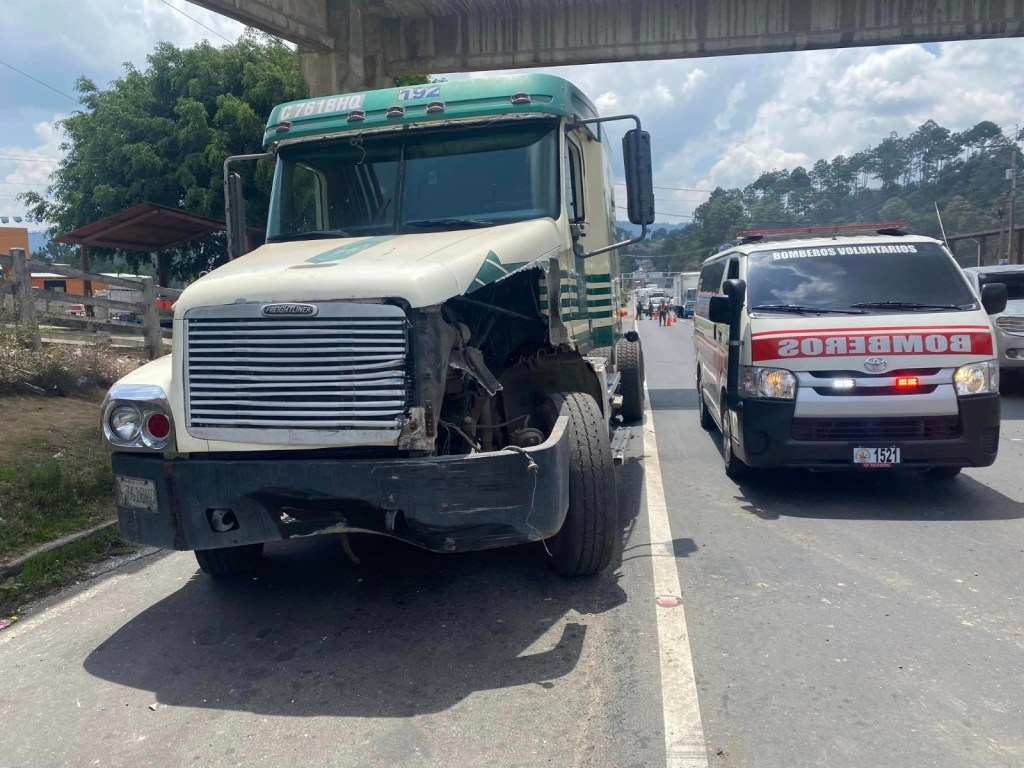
[190,0,1024,95]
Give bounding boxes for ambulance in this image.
[693,225,1008,479]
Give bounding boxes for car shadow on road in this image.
[730,469,1024,521]
[82,450,660,720]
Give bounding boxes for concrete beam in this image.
[188,0,335,50]
[382,0,1024,75]
[191,0,1024,92]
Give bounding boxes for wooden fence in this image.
[0,248,181,359]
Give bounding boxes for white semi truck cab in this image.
[102,75,655,577]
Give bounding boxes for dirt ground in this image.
[0,392,106,466]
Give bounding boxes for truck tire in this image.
[720,393,750,481]
[616,339,645,422]
[546,392,618,577]
[194,543,264,578]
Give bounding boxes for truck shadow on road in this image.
[81,457,657,719]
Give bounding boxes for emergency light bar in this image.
[737,222,910,243]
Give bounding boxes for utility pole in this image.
[1008,136,1018,264]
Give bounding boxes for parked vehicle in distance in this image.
[672,272,699,316]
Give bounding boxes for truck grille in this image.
[791,417,962,442]
[185,303,409,442]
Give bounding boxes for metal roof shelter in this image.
[53,202,226,288]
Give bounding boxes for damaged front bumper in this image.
[112,408,571,554]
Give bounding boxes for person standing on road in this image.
[635,299,644,321]
[658,300,667,326]
[647,300,654,320]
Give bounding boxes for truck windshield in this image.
[266,121,559,240]
[746,242,979,314]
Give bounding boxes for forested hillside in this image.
[633,120,1022,271]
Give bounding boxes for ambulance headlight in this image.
[953,361,999,396]
[740,366,797,400]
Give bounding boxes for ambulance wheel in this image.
[720,393,749,481]
[616,339,645,422]
[545,392,617,577]
[697,371,714,431]
[927,466,962,480]
[194,543,264,578]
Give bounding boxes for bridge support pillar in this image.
[298,2,391,95]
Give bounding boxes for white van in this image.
[694,232,1008,479]
[962,265,1024,386]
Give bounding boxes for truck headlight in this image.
[741,366,797,400]
[101,384,175,451]
[109,405,142,441]
[953,361,999,396]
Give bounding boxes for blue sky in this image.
[2,1,1024,231]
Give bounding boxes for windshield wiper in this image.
[850,301,968,311]
[267,229,350,242]
[405,218,496,230]
[750,304,867,315]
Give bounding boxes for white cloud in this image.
[594,91,620,113]
[714,82,747,131]
[0,116,66,219]
[681,68,707,98]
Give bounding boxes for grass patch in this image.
[0,526,135,616]
[0,393,117,563]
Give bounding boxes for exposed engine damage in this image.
[397,263,590,458]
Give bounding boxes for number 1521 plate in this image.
[853,447,900,466]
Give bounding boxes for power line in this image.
[615,205,693,220]
[614,182,711,195]
[0,154,62,164]
[156,0,236,44]
[0,59,78,103]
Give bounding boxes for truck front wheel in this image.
[546,392,618,577]
[194,543,264,578]
[616,339,645,421]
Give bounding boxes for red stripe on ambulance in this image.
[751,330,993,360]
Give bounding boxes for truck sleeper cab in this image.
[103,75,655,578]
[694,233,1007,479]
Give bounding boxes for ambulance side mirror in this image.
[981,282,1007,315]
[708,296,732,325]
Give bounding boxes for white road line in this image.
[643,383,709,768]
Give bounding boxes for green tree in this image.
[20,32,307,281]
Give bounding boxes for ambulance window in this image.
[726,259,740,280]
[698,260,726,295]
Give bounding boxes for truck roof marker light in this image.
[347,110,366,122]
[275,120,292,134]
[426,101,446,114]
[386,106,406,118]
[510,92,532,105]
[895,376,920,390]
[832,378,855,390]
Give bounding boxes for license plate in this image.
[116,476,158,512]
[853,447,901,467]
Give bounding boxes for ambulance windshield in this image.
[747,242,978,314]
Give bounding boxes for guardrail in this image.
[0,248,179,359]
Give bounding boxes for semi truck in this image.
[672,272,699,317]
[101,75,655,578]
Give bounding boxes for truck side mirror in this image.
[622,129,655,226]
[224,172,247,260]
[981,282,1008,315]
[708,296,731,324]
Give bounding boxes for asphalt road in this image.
[1,319,1022,767]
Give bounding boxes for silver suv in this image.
[963,265,1024,383]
